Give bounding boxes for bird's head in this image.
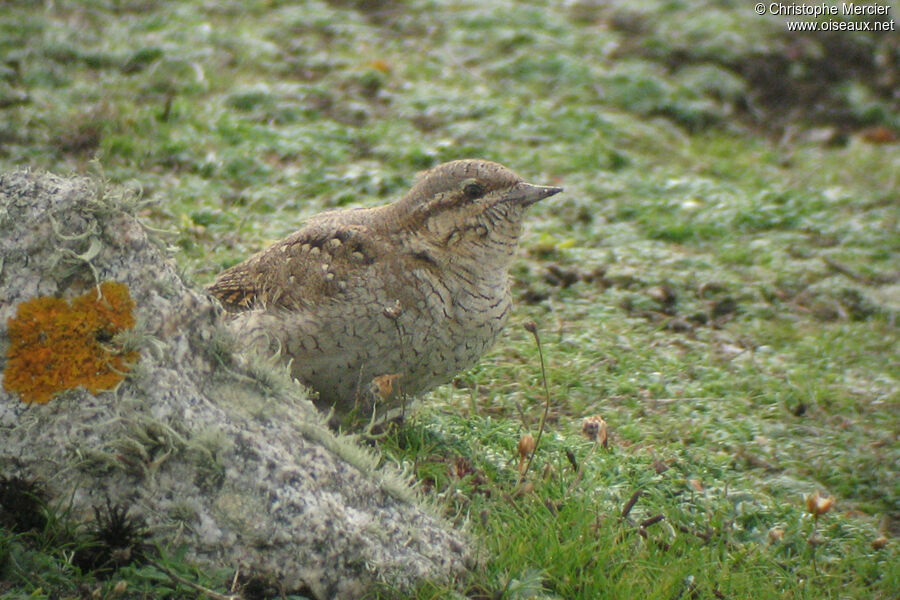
[392,159,562,269]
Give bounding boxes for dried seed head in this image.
[518,434,536,458]
[871,536,888,550]
[581,415,607,445]
[369,373,401,399]
[806,490,835,516]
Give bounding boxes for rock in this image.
[0,170,469,599]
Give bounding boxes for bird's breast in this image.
[398,264,512,367]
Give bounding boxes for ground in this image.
[0,1,897,598]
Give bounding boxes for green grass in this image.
[1,0,898,598]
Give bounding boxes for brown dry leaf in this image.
[514,481,534,497]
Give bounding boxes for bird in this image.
[208,159,562,421]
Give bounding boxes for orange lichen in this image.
[3,281,139,404]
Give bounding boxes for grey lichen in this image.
[0,170,470,598]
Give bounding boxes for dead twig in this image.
[616,490,668,548]
[640,514,666,528]
[621,489,642,519]
[565,448,578,472]
[676,523,713,543]
[823,256,895,285]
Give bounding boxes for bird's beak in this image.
[504,182,563,207]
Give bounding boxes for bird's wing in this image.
[208,218,381,312]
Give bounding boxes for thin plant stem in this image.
[519,321,551,484]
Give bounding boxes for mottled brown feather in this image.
[205,159,562,419]
[208,216,384,311]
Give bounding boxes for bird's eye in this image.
[463,182,485,200]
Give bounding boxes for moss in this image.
[3,281,139,404]
[0,475,47,533]
[72,499,151,577]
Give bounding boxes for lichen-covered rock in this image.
[0,170,470,598]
